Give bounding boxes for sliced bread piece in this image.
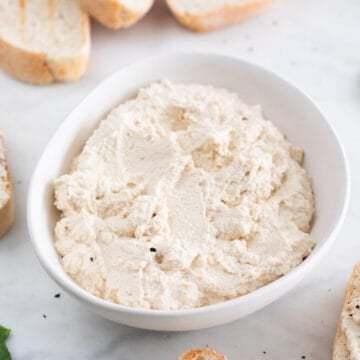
[0,133,14,238]
[333,329,350,360]
[178,348,228,360]
[78,0,154,30]
[0,0,90,84]
[333,262,360,359]
[166,0,273,32]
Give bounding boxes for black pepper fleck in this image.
[301,356,306,359]
[349,313,353,317]
[42,314,47,319]
[356,305,360,309]
[150,247,157,253]
[263,351,267,354]
[90,257,94,262]
[54,293,61,298]
[302,256,308,261]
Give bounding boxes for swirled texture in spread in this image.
[54,81,315,310]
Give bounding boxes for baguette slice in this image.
[78,0,154,30]
[166,0,273,32]
[178,348,228,360]
[0,0,90,85]
[333,262,360,359]
[333,330,350,360]
[0,133,14,238]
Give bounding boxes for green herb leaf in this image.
[0,341,11,360]
[0,326,10,341]
[0,325,12,360]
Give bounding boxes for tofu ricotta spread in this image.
[54,81,315,310]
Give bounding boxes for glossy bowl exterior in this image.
[27,53,350,331]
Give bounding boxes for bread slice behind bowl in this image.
[166,0,273,32]
[0,0,90,84]
[78,0,154,30]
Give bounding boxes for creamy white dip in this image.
[54,81,315,310]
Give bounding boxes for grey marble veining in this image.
[1,0,359,358]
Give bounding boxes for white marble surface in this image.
[0,0,359,358]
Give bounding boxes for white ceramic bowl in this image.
[28,53,349,331]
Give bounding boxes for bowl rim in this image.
[27,51,351,317]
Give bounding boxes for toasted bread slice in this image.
[0,0,90,84]
[78,0,154,30]
[0,133,14,238]
[166,0,273,32]
[333,262,360,359]
[333,329,350,360]
[178,348,228,360]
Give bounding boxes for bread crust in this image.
[0,150,14,238]
[0,194,14,238]
[0,36,53,84]
[46,48,89,83]
[178,348,228,360]
[333,262,360,359]
[333,328,349,360]
[166,0,273,32]
[0,11,90,85]
[79,0,154,29]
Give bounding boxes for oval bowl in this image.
[27,53,350,331]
